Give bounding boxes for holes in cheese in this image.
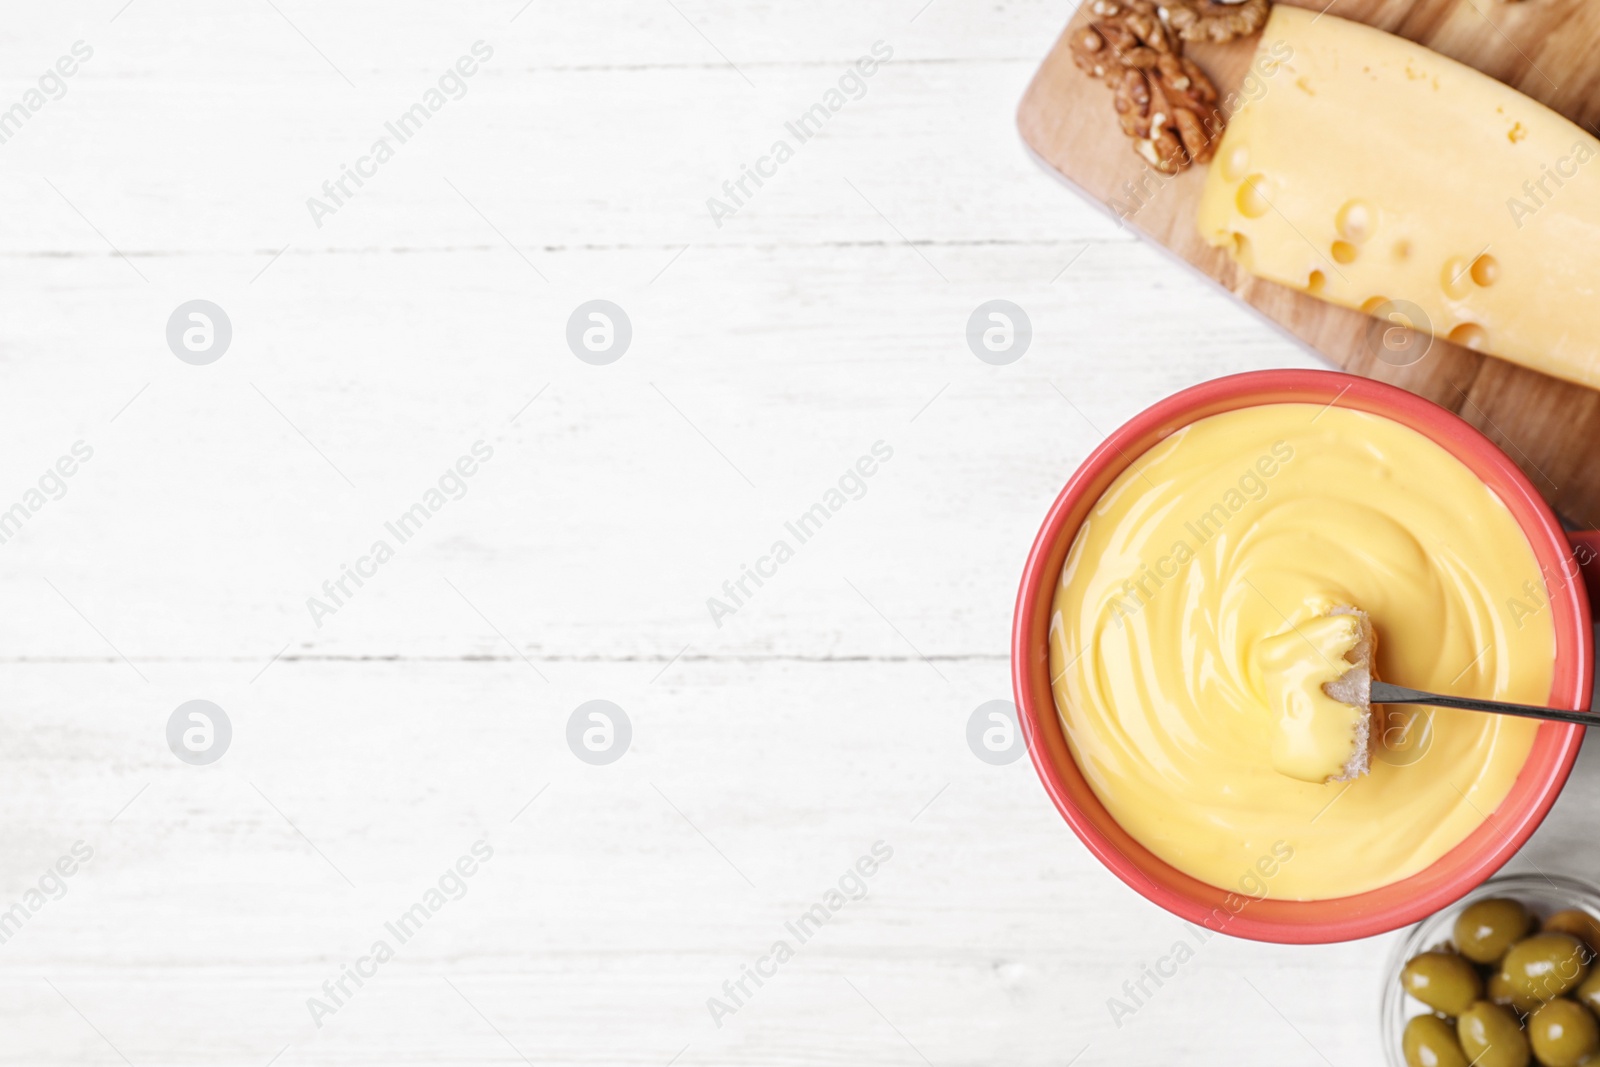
[1196,7,1600,388]
[1222,143,1250,182]
[1441,257,1474,299]
[1471,254,1500,287]
[1450,323,1488,350]
[1440,253,1499,300]
[1230,231,1253,266]
[1236,175,1273,218]
[1336,199,1375,243]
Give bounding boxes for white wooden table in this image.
[3,2,1596,1064]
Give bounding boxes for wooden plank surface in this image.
[1018,0,1600,524]
[0,2,1597,1065]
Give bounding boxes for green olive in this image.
[1578,970,1600,1017]
[1547,910,1600,956]
[1404,1013,1469,1067]
[1403,951,1484,1016]
[1504,933,1592,1003]
[1530,999,1600,1067]
[1489,967,1543,1015]
[1455,898,1533,964]
[1458,1001,1531,1067]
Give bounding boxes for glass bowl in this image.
[1379,871,1600,1067]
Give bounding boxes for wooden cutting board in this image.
[1018,0,1600,526]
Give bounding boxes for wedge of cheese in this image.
[1198,7,1600,388]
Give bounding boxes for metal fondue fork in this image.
[1370,682,1593,728]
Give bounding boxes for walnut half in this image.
[1161,0,1270,44]
[1070,0,1227,174]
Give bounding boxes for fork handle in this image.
[1370,682,1593,728]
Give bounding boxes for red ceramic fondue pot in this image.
[1011,369,1599,943]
